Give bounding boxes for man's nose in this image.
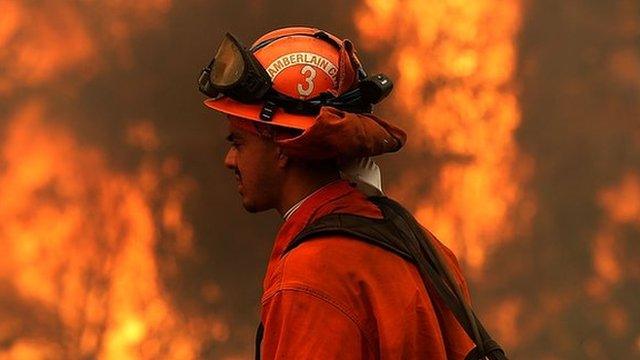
[224,148,237,170]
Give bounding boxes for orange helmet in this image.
[201,27,390,130]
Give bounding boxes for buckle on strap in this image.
[260,100,277,121]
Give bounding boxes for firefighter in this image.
[198,27,501,360]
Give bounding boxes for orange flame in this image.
[0,0,171,93]
[0,102,222,359]
[355,0,534,270]
[588,173,640,300]
[0,1,230,358]
[583,172,640,350]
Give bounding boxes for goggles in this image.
[198,32,394,121]
[198,33,272,102]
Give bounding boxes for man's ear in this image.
[275,146,289,169]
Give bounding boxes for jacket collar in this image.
[263,180,383,291]
[272,180,354,259]
[282,180,341,220]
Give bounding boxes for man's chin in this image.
[241,197,270,213]
[242,203,261,213]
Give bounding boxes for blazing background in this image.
[0,0,638,359]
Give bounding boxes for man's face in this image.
[224,117,282,212]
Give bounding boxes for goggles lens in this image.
[210,34,245,87]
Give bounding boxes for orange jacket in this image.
[260,181,474,359]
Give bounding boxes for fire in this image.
[487,297,522,349]
[0,1,95,92]
[588,172,640,300]
[597,173,640,224]
[0,0,171,93]
[0,102,219,359]
[355,0,533,270]
[582,172,640,354]
[0,1,227,358]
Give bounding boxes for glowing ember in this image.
[355,0,533,270]
[598,173,640,224]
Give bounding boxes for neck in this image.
[276,170,340,216]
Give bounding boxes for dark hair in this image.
[253,122,339,172]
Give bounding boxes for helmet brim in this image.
[204,97,315,130]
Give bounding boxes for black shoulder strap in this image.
[286,211,415,261]
[255,322,263,360]
[274,196,507,360]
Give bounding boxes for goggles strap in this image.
[250,30,342,53]
[261,89,373,117]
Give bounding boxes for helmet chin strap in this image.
[339,157,383,196]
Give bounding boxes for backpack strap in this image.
[286,212,414,261]
[255,322,264,360]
